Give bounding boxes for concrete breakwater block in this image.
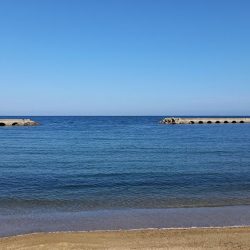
[161,117,250,125]
[0,119,39,126]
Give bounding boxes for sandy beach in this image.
[1,227,250,250]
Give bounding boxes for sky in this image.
[0,0,249,116]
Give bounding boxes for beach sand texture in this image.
[1,227,250,250]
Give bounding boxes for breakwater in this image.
[161,117,250,124]
[0,119,39,126]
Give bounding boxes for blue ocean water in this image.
[1,116,250,212]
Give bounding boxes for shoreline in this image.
[1,224,250,239]
[1,227,250,249]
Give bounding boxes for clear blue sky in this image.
[0,0,249,115]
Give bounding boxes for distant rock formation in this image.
[0,119,39,126]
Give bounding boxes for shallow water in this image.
[1,116,250,235]
[1,206,250,237]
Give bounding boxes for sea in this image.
[1,116,250,236]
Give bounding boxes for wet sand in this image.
[1,227,250,250]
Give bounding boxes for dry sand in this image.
[1,227,250,250]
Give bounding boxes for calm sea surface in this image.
[1,116,250,235]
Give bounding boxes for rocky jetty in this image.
[0,119,39,126]
[160,117,250,125]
